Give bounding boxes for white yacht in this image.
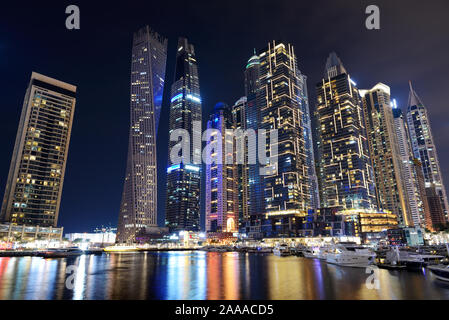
[273,244,290,257]
[326,244,376,268]
[301,247,320,259]
[317,246,332,260]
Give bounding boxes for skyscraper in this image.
[393,107,427,228]
[243,51,264,237]
[1,72,76,227]
[231,96,249,232]
[205,103,239,238]
[360,84,411,226]
[117,26,167,243]
[406,81,448,228]
[316,52,377,211]
[259,41,311,218]
[165,37,202,232]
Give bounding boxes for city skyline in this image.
[1,1,449,233]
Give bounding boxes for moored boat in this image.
[38,248,84,259]
[326,244,376,268]
[428,264,449,282]
[103,245,139,252]
[273,244,291,257]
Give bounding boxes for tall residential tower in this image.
[1,72,76,227]
[360,84,411,226]
[165,38,202,232]
[117,27,168,243]
[406,81,448,229]
[315,52,377,211]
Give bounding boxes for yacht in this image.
[301,247,320,259]
[38,247,84,259]
[317,246,332,260]
[326,244,376,268]
[428,264,449,282]
[383,247,444,271]
[273,244,291,257]
[103,245,139,252]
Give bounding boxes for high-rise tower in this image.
[316,52,377,210]
[259,41,311,217]
[360,84,411,226]
[205,103,239,237]
[406,81,448,228]
[1,72,76,227]
[393,107,428,228]
[117,27,167,243]
[165,37,202,232]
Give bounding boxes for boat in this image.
[384,247,443,271]
[103,245,139,252]
[273,243,291,257]
[326,244,376,268]
[428,264,449,282]
[301,247,320,259]
[317,246,332,260]
[38,247,84,259]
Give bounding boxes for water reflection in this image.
[0,252,449,300]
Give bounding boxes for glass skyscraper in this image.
[406,81,448,228]
[316,52,377,211]
[259,41,311,217]
[165,37,202,232]
[117,26,168,243]
[1,72,76,227]
[360,83,411,226]
[205,103,239,237]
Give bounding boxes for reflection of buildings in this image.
[117,26,168,243]
[205,103,239,240]
[406,81,448,229]
[165,37,202,232]
[1,72,76,227]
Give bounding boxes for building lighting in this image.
[170,93,183,103]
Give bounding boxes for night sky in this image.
[1,0,449,233]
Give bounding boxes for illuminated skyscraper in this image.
[259,41,311,217]
[393,107,428,228]
[406,81,448,227]
[165,37,202,232]
[243,51,264,237]
[316,52,377,210]
[360,84,411,226]
[117,27,167,243]
[231,96,249,232]
[205,103,239,237]
[1,72,76,227]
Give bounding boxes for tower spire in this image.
[407,80,424,108]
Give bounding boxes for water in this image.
[0,251,448,300]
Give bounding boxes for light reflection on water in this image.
[0,251,449,300]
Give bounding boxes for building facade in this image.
[360,83,411,226]
[1,72,76,227]
[393,108,428,228]
[205,103,239,238]
[165,37,202,232]
[243,52,265,237]
[406,81,448,229]
[315,52,377,211]
[258,41,311,232]
[117,26,167,243]
[231,97,249,232]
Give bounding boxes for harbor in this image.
[1,249,449,300]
